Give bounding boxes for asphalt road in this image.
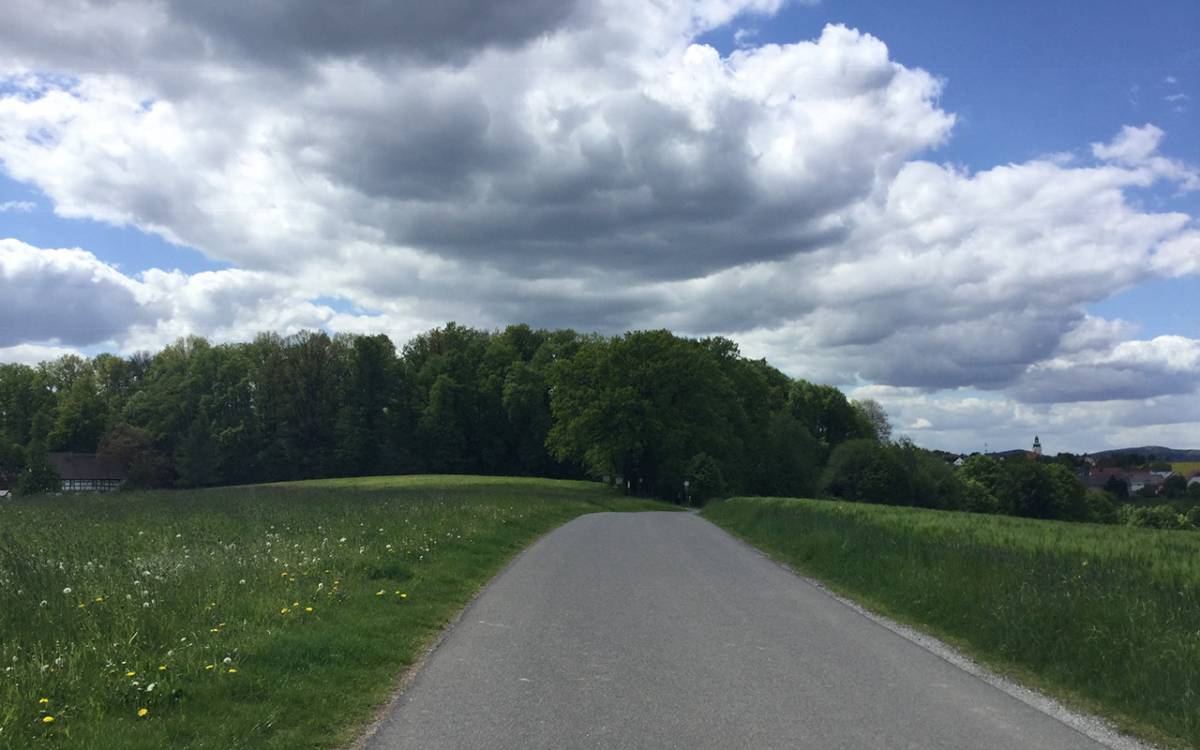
[366,511,1109,749]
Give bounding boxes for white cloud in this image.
[1091,124,1199,188]
[0,200,35,212]
[0,2,1196,450]
[0,343,84,366]
[0,238,152,347]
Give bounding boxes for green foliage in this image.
[1084,490,1120,525]
[851,398,892,442]
[788,381,872,453]
[0,323,884,505]
[546,330,776,499]
[704,497,1200,747]
[820,439,912,505]
[174,411,220,488]
[684,452,725,503]
[958,455,1103,523]
[960,477,1000,514]
[1162,473,1187,498]
[15,443,58,496]
[1121,503,1193,530]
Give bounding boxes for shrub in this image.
[961,477,1000,514]
[685,452,726,504]
[1123,504,1192,530]
[821,439,913,505]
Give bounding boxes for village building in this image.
[1126,471,1165,494]
[47,453,128,493]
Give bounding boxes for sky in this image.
[0,0,1198,454]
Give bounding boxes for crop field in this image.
[0,476,665,749]
[703,497,1200,748]
[1173,462,1200,478]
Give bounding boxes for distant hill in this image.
[1089,446,1200,462]
[986,449,1032,460]
[978,446,1200,462]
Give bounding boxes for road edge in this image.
[341,510,616,750]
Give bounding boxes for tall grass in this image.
[703,497,1200,748]
[0,476,664,749]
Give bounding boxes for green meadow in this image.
[0,476,666,749]
[703,496,1200,748]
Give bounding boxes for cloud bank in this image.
[0,0,1197,451]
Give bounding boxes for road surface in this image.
[366,511,1110,749]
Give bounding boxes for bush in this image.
[1084,490,1120,524]
[685,452,726,504]
[896,440,967,510]
[1122,504,1193,530]
[961,477,1000,514]
[821,439,913,505]
[15,444,58,496]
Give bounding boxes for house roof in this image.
[47,453,128,481]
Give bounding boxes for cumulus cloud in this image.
[0,239,152,347]
[0,0,1197,449]
[0,200,35,212]
[1012,336,1200,403]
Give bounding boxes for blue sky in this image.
[1,0,1198,452]
[701,0,1200,342]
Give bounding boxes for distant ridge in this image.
[1088,446,1200,461]
[979,446,1200,461]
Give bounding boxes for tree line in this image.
[0,325,885,498]
[1,322,1194,530]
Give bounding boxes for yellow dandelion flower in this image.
[400,593,408,600]
[137,708,149,718]
[217,622,226,627]
[125,671,136,677]
[94,596,104,603]
[305,607,313,613]
[158,665,167,672]
[42,715,55,724]
[227,668,238,674]
[291,601,299,607]
[77,602,86,609]
[375,590,384,597]
[280,607,290,614]
[38,697,49,704]
[205,664,215,671]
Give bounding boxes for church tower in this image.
[1032,435,1042,457]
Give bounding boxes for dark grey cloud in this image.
[1012,363,1198,403]
[1010,336,1200,403]
[171,0,586,67]
[0,0,585,76]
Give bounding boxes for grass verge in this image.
[702,496,1200,749]
[0,475,669,749]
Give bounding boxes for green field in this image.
[1173,462,1200,479]
[703,496,1200,748]
[0,476,667,749]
